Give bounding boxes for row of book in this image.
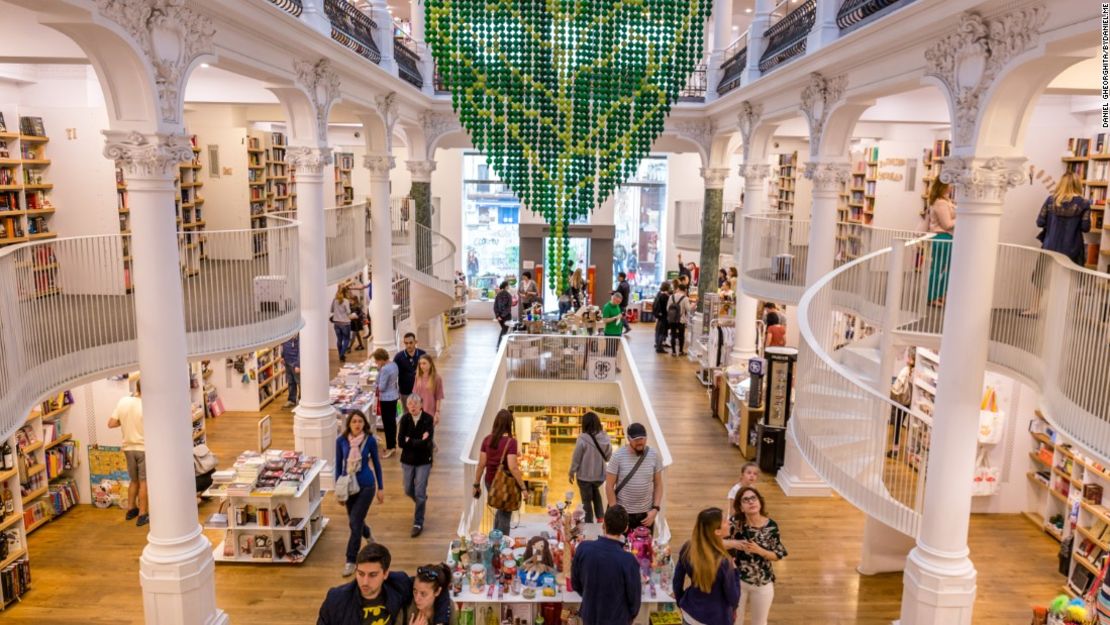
[0,558,30,606]
[21,500,50,528]
[44,443,75,480]
[229,502,296,527]
[46,479,78,517]
[212,450,318,497]
[0,113,46,137]
[1066,135,1110,157]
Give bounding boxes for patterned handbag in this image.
[486,441,522,513]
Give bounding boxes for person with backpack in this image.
[605,422,664,533]
[668,283,692,357]
[569,411,613,523]
[653,281,673,354]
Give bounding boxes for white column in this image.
[105,131,227,625]
[707,0,734,99]
[410,0,435,95]
[803,160,850,286]
[410,0,425,40]
[300,0,332,36]
[731,163,769,366]
[741,0,774,84]
[806,0,840,53]
[288,147,338,487]
[900,156,1023,625]
[367,154,397,352]
[371,0,398,73]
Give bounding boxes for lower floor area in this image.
[9,322,1061,624]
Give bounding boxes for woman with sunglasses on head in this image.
[673,507,740,625]
[729,487,787,625]
[404,563,452,625]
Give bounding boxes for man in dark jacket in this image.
[318,542,450,625]
[493,280,513,348]
[398,395,435,537]
[616,272,632,335]
[281,334,300,408]
[572,505,642,625]
[652,282,672,353]
[392,332,426,405]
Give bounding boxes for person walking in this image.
[332,286,355,363]
[348,292,367,351]
[494,281,514,348]
[393,332,427,406]
[616,272,632,335]
[281,334,300,408]
[673,507,741,625]
[601,291,624,356]
[318,543,450,625]
[373,348,401,458]
[729,487,787,625]
[404,563,453,625]
[569,411,612,523]
[398,395,435,538]
[108,381,148,526]
[412,355,444,427]
[605,422,663,532]
[653,281,673,353]
[668,284,691,357]
[571,505,642,625]
[924,179,956,307]
[1022,171,1091,316]
[336,410,384,578]
[473,409,527,534]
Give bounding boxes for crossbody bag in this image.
[615,447,650,495]
[588,433,611,462]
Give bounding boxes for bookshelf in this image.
[770,151,798,214]
[0,116,56,248]
[1061,135,1109,270]
[0,404,30,609]
[9,392,78,546]
[334,152,354,207]
[836,145,879,263]
[247,131,293,257]
[179,135,206,277]
[920,139,952,217]
[204,450,328,564]
[256,345,287,409]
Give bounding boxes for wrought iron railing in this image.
[324,0,382,64]
[679,64,707,101]
[759,0,816,72]
[837,0,918,32]
[717,33,748,95]
[394,34,424,89]
[265,0,303,17]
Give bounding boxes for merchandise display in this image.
[204,449,327,564]
[329,360,382,429]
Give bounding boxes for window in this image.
[613,156,667,288]
[463,153,520,297]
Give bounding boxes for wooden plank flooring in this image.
[12,323,1060,623]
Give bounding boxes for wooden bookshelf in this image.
[0,118,61,301]
[334,152,354,207]
[837,145,880,263]
[178,135,205,278]
[770,151,797,214]
[920,139,952,219]
[1063,134,1109,270]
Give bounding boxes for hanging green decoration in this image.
[427,0,711,293]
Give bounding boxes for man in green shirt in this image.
[602,292,624,337]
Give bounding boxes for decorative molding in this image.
[406,160,437,183]
[700,167,730,190]
[364,154,395,179]
[799,72,847,157]
[103,130,194,178]
[803,161,852,193]
[739,163,771,183]
[672,120,715,156]
[924,7,1046,146]
[96,0,215,127]
[293,58,341,145]
[939,156,1025,204]
[736,100,764,162]
[287,146,334,174]
[375,92,399,152]
[420,110,462,149]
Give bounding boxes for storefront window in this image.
[463,153,520,298]
[613,156,667,290]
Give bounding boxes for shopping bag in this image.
[971,448,1000,496]
[208,397,225,418]
[978,386,1005,445]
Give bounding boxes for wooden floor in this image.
[12,323,1061,624]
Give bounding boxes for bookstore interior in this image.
[0,1,1102,625]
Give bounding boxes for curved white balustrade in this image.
[739,214,810,303]
[325,202,368,284]
[0,217,301,443]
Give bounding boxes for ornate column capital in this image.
[700,167,730,190]
[364,154,396,179]
[103,130,193,178]
[925,7,1046,147]
[96,0,215,128]
[736,100,764,162]
[800,72,847,157]
[287,146,334,174]
[739,163,771,184]
[293,58,341,145]
[673,120,716,158]
[406,160,437,183]
[420,110,461,150]
[939,156,1026,206]
[803,161,852,193]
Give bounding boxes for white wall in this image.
[972,369,1038,514]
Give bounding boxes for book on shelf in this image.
[0,113,5,133]
[18,116,44,137]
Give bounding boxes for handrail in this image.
[325,202,368,284]
[759,0,816,72]
[323,0,382,64]
[264,0,303,17]
[394,33,424,89]
[717,31,749,95]
[837,0,919,32]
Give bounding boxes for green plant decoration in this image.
[427,0,710,291]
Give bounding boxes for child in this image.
[726,462,762,507]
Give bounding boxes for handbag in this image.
[335,439,366,504]
[978,386,1005,445]
[971,448,1000,496]
[486,440,522,513]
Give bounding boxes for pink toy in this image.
[629,526,654,577]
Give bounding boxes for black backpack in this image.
[666,295,685,324]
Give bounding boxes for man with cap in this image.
[605,422,664,532]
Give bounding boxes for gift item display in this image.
[204,450,327,564]
[447,493,678,624]
[329,360,382,429]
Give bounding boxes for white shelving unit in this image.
[447,283,467,329]
[206,456,328,564]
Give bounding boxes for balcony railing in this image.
[324,0,381,64]
[740,214,810,302]
[394,34,424,89]
[325,202,368,284]
[837,0,919,33]
[265,0,303,17]
[759,0,816,72]
[717,34,749,95]
[679,64,707,101]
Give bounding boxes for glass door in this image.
[542,237,590,313]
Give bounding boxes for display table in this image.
[329,361,381,429]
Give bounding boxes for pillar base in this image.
[140,530,227,625]
[899,545,977,625]
[294,401,339,490]
[775,434,832,497]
